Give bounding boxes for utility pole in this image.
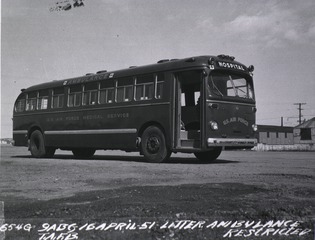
[281,116,283,127]
[294,103,306,125]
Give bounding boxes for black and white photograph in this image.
[1,0,315,239]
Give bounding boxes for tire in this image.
[29,130,55,158]
[194,147,222,162]
[141,126,171,163]
[72,148,96,159]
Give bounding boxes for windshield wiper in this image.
[210,77,224,97]
[228,75,238,97]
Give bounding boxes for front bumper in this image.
[207,138,257,147]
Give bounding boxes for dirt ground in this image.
[0,144,314,240]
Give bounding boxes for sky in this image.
[1,0,315,138]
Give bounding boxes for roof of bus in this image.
[22,55,250,93]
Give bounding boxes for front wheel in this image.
[194,147,222,162]
[72,148,96,159]
[141,126,171,163]
[29,130,55,158]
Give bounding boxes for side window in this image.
[15,96,26,112]
[99,81,115,104]
[156,73,164,99]
[37,90,49,110]
[68,85,82,107]
[52,87,65,109]
[135,74,154,101]
[117,77,133,102]
[26,92,37,111]
[83,82,98,106]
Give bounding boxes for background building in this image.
[255,119,315,151]
[256,125,294,145]
[293,117,315,150]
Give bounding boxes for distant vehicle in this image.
[13,55,257,162]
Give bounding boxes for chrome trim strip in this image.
[207,138,257,146]
[44,128,137,135]
[13,130,28,134]
[206,100,255,107]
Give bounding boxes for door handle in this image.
[208,103,219,109]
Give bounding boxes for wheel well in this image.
[28,126,43,139]
[138,121,172,149]
[138,121,166,138]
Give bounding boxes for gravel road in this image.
[0,145,314,240]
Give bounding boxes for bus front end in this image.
[205,55,257,151]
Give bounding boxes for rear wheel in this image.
[194,147,222,162]
[141,126,171,163]
[29,130,55,158]
[72,148,96,158]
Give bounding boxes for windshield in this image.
[208,72,254,100]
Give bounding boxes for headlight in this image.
[209,121,219,130]
[252,124,258,132]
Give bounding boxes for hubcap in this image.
[147,136,160,153]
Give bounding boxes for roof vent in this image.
[157,59,169,63]
[129,66,137,68]
[170,59,179,61]
[217,54,235,61]
[96,70,107,74]
[185,57,195,62]
[85,73,94,76]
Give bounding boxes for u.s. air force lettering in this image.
[223,117,249,126]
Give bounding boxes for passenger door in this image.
[174,70,203,150]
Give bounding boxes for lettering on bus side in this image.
[107,113,129,119]
[65,116,80,121]
[82,115,103,120]
[46,116,80,122]
[63,74,108,86]
[46,117,65,122]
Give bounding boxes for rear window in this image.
[15,96,26,112]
